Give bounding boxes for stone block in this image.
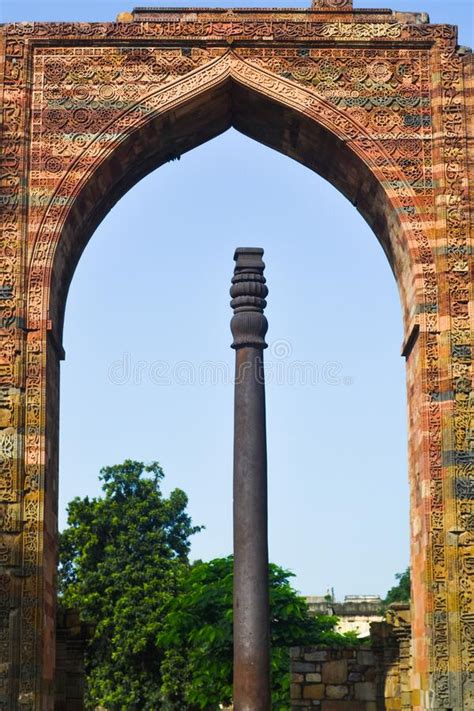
[306,673,322,682]
[291,683,301,699]
[357,649,375,666]
[384,675,400,698]
[293,662,316,673]
[364,666,376,681]
[322,702,365,711]
[411,689,421,706]
[321,660,347,685]
[354,681,376,701]
[348,672,362,682]
[326,684,348,699]
[401,691,411,707]
[292,673,304,682]
[305,650,327,662]
[303,684,325,700]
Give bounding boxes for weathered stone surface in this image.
[291,614,414,710]
[321,660,347,685]
[357,650,375,666]
[54,609,89,711]
[291,683,302,699]
[304,651,327,662]
[303,684,325,700]
[294,662,317,673]
[0,4,472,709]
[292,701,313,707]
[321,702,365,711]
[326,685,348,699]
[354,682,376,701]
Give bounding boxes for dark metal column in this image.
[230,247,271,711]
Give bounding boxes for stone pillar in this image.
[230,248,271,711]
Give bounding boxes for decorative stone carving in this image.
[230,248,268,350]
[0,4,472,709]
[312,0,352,9]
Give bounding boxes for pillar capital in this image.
[230,247,268,350]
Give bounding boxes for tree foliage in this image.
[59,460,201,710]
[383,567,411,608]
[60,460,358,710]
[159,556,358,710]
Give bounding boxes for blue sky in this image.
[2,1,472,598]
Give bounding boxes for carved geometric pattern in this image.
[0,7,472,710]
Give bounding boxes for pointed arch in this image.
[27,51,433,342]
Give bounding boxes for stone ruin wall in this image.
[291,605,412,711]
[54,610,89,711]
[291,646,380,710]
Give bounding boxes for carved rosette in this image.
[230,248,268,350]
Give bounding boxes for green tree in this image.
[58,460,202,710]
[383,567,411,608]
[159,556,357,710]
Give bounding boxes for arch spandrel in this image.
[0,8,472,710]
[27,50,434,338]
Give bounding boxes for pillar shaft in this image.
[230,248,271,711]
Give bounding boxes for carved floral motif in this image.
[0,9,471,710]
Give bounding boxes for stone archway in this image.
[0,3,472,709]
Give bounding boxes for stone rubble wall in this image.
[290,646,379,710]
[291,607,412,710]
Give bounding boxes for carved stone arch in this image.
[27,51,434,342]
[1,9,472,710]
[26,47,438,707]
[21,44,448,711]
